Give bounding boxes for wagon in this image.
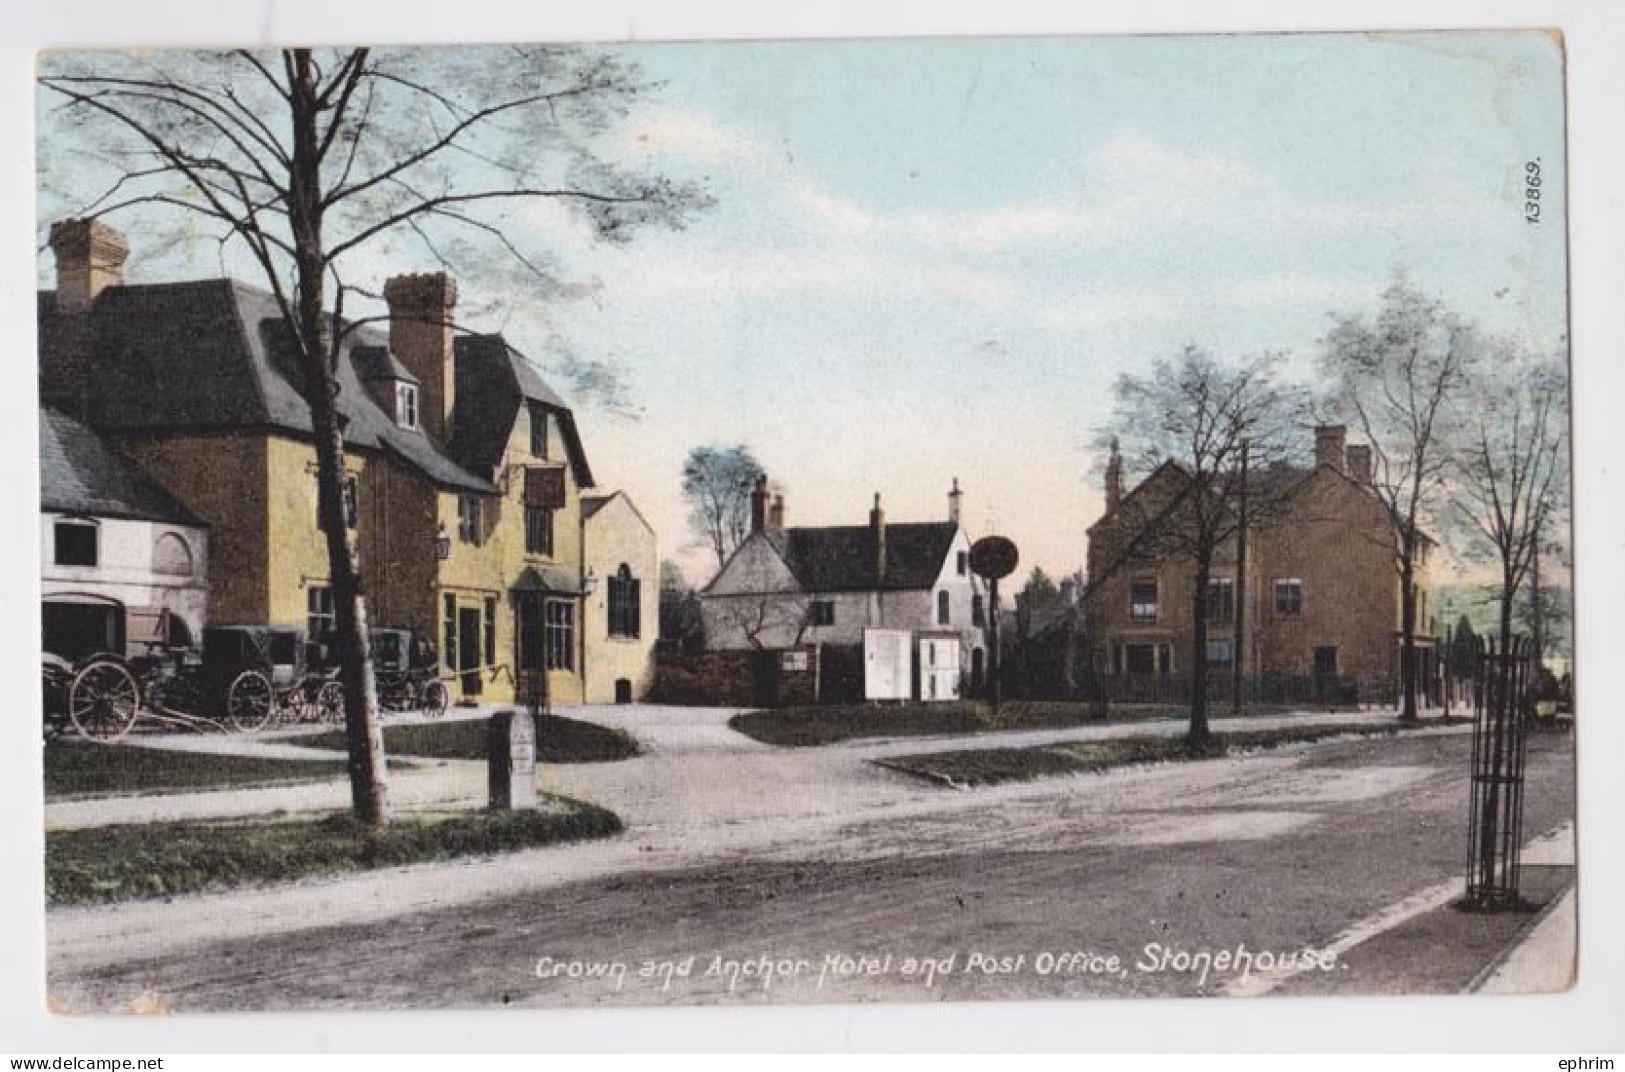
[42,636,205,742]
[206,624,342,733]
[373,627,450,718]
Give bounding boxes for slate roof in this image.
[763,521,960,593]
[38,280,495,494]
[40,406,203,525]
[447,334,594,488]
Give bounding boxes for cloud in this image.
[616,107,783,172]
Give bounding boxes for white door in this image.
[920,638,961,702]
[864,628,912,701]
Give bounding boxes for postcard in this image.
[33,28,1576,1014]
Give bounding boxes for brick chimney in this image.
[870,492,887,585]
[1314,425,1348,473]
[1346,444,1373,484]
[49,219,128,314]
[384,272,458,440]
[948,477,963,525]
[768,493,785,531]
[749,474,769,534]
[1105,436,1124,511]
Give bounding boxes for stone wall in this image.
[651,645,820,708]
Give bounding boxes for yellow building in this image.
[40,219,655,707]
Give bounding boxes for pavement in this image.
[42,703,1576,1010]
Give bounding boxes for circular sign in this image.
[969,536,1019,581]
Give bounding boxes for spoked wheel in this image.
[421,680,451,719]
[226,670,276,733]
[68,659,140,741]
[315,680,346,725]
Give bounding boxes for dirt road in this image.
[47,726,1576,1012]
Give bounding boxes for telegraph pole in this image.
[1232,438,1249,719]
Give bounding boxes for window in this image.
[153,532,193,576]
[442,594,457,671]
[483,597,497,667]
[957,551,968,576]
[1129,578,1159,622]
[1205,578,1235,624]
[395,382,419,429]
[1314,646,1339,675]
[608,564,642,638]
[809,599,835,627]
[1124,643,1157,675]
[524,505,554,556]
[54,520,98,567]
[1275,579,1303,617]
[307,585,336,642]
[937,590,951,626]
[545,600,575,671]
[972,594,985,627]
[458,495,482,544]
[1206,638,1234,668]
[529,404,550,459]
[315,474,359,529]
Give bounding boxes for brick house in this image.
[1083,425,1437,704]
[38,218,652,705]
[700,478,988,699]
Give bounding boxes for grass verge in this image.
[46,799,623,905]
[44,740,412,801]
[300,712,639,763]
[729,700,1305,748]
[874,721,1455,787]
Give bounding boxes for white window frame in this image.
[395,382,419,430]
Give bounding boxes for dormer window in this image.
[530,404,549,459]
[395,383,419,430]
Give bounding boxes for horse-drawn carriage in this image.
[42,621,446,741]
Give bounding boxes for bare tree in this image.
[1452,342,1568,658]
[1319,276,1479,720]
[680,444,766,571]
[38,47,709,824]
[1107,346,1306,747]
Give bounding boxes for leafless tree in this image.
[1319,276,1479,720]
[38,47,709,824]
[1107,346,1307,747]
[680,444,766,572]
[1452,343,1568,659]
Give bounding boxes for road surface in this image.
[46,715,1575,1011]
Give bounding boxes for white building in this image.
[579,490,658,703]
[40,407,209,660]
[701,479,988,697]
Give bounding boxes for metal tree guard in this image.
[1464,636,1535,910]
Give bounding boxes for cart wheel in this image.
[68,659,140,741]
[315,680,346,725]
[422,680,450,719]
[226,670,276,732]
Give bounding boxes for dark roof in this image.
[510,564,582,595]
[766,521,960,593]
[447,334,594,488]
[39,280,493,494]
[351,344,418,384]
[40,406,203,525]
[580,494,612,520]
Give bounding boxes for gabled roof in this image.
[763,521,961,593]
[581,489,655,535]
[40,406,203,526]
[447,334,594,488]
[38,280,493,494]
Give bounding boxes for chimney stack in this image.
[49,219,128,314]
[948,477,963,525]
[768,492,785,530]
[1346,444,1373,484]
[749,474,769,534]
[1314,425,1348,473]
[870,492,887,584]
[1105,437,1124,511]
[384,272,458,440]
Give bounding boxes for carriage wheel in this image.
[226,670,276,733]
[315,681,346,725]
[68,660,140,741]
[422,680,451,719]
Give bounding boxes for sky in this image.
[35,31,1570,586]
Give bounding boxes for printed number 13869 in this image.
[1525,159,1542,224]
